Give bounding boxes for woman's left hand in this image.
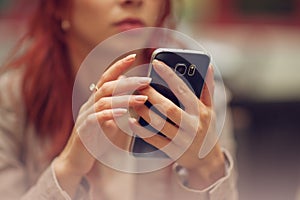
[129,60,226,189]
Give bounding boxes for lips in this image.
[114,18,145,32]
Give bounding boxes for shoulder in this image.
[0,68,26,141]
[0,68,24,108]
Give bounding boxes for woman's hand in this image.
[53,54,152,197]
[129,60,226,190]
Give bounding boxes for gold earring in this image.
[61,20,71,31]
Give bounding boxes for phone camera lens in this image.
[175,63,187,75]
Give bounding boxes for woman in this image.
[0,0,237,199]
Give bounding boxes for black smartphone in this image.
[131,48,211,157]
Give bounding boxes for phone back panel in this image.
[131,49,210,157]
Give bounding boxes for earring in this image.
[61,19,71,31]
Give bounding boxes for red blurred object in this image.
[206,0,300,26]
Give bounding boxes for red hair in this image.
[6,0,74,158]
[4,0,173,159]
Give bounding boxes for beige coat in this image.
[0,69,238,200]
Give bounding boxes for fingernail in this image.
[124,54,137,62]
[152,59,164,71]
[128,117,137,124]
[134,95,148,102]
[138,77,152,84]
[112,108,128,116]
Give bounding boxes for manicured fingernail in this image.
[152,59,164,71]
[134,95,148,102]
[138,77,152,84]
[124,54,137,62]
[128,117,137,124]
[112,108,128,116]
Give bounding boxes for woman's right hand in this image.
[53,54,151,197]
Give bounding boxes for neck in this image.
[67,39,92,75]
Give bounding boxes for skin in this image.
[66,0,164,71]
[54,0,226,198]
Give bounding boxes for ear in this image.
[52,2,73,32]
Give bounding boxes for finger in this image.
[134,104,197,148]
[97,54,136,87]
[134,104,180,140]
[138,86,197,132]
[77,108,128,158]
[95,76,151,100]
[129,118,178,155]
[152,60,199,114]
[103,108,128,121]
[94,95,148,112]
[200,65,214,107]
[77,108,128,142]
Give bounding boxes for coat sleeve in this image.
[170,149,238,200]
[0,70,89,200]
[0,70,28,199]
[21,162,89,200]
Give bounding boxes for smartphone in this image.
[131,48,211,157]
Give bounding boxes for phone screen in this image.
[131,49,210,157]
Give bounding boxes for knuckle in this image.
[200,108,212,125]
[164,102,177,116]
[103,120,115,130]
[99,110,110,121]
[95,99,106,111]
[133,104,143,113]
[99,82,109,95]
[175,84,188,96]
[100,73,108,82]
[202,109,210,118]
[85,114,96,126]
[185,116,199,132]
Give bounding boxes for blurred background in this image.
[1,0,300,199]
[179,0,300,200]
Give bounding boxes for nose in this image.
[119,0,143,7]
